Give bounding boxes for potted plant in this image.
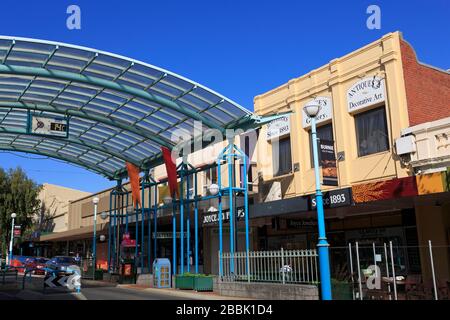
[331,278,354,300]
[175,272,195,290]
[193,274,214,292]
[94,269,104,280]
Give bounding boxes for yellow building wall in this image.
[254,32,411,197]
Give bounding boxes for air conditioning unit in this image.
[395,135,416,155]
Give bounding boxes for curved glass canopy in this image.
[0,36,255,179]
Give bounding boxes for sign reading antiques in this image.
[302,97,333,128]
[310,187,352,210]
[319,139,338,186]
[202,207,245,226]
[28,114,68,137]
[266,115,290,140]
[347,76,385,113]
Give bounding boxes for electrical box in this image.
[153,258,171,288]
[395,135,416,155]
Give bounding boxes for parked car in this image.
[10,255,30,272]
[24,257,49,275]
[45,256,78,274]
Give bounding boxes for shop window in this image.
[309,123,334,168]
[355,106,389,157]
[272,137,292,176]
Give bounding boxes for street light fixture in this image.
[92,197,99,279]
[163,195,172,206]
[209,183,220,196]
[8,213,17,267]
[303,102,333,300]
[100,212,108,220]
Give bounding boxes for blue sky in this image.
[0,0,448,192]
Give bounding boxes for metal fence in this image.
[220,248,319,285]
[329,241,450,300]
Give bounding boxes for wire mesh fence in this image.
[220,248,319,285]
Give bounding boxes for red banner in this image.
[126,162,141,207]
[161,146,179,198]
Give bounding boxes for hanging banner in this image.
[319,139,338,186]
[28,114,68,137]
[126,162,141,207]
[161,147,179,198]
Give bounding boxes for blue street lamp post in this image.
[92,197,99,279]
[304,103,333,300]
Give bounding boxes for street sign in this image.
[44,273,81,290]
[13,225,21,238]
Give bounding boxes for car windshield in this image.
[36,258,48,263]
[55,257,75,264]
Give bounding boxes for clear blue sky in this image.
[0,0,448,192]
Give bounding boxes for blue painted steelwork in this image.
[141,173,146,270]
[153,178,158,260]
[310,116,332,300]
[194,169,199,274]
[186,167,191,273]
[107,192,112,272]
[172,202,177,275]
[179,164,184,275]
[216,140,250,279]
[104,152,249,279]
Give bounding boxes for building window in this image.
[355,106,389,157]
[273,137,292,176]
[310,123,334,168]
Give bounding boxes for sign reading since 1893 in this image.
[28,115,68,137]
[266,115,290,140]
[347,76,385,113]
[310,187,352,210]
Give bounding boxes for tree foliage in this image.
[0,167,42,256]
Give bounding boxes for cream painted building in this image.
[38,183,91,233]
[253,31,410,198]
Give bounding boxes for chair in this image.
[419,281,435,300]
[437,280,449,300]
[405,274,423,300]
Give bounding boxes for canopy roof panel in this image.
[0,36,254,179]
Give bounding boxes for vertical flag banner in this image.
[319,140,338,186]
[126,162,141,207]
[161,147,179,198]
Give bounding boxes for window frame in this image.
[272,136,293,177]
[354,105,390,157]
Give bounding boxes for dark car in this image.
[45,256,78,274]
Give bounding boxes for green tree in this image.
[0,167,42,257]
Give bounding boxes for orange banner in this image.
[126,162,141,207]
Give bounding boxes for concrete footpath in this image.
[117,284,252,300]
